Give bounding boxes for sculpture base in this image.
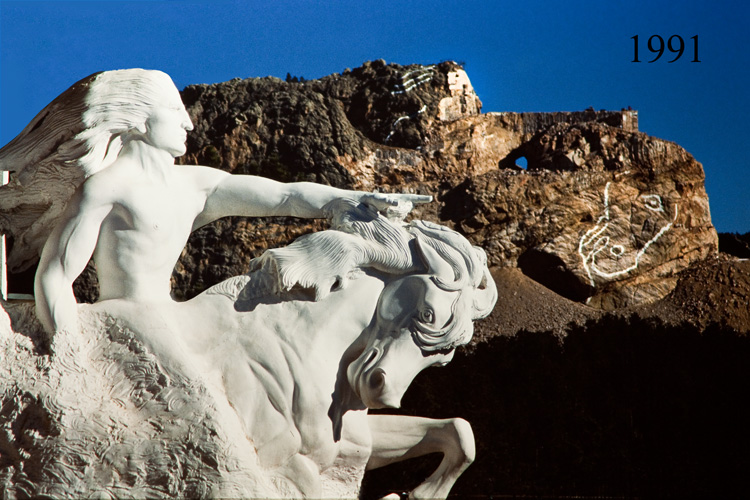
[0,300,361,499]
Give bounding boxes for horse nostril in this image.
[369,368,386,392]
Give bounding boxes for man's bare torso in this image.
[90,162,208,302]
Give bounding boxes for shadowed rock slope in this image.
[363,250,750,499]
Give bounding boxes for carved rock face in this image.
[459,122,717,308]
[143,98,193,157]
[167,62,714,309]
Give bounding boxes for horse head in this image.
[347,220,497,409]
[191,203,498,496]
[578,180,679,287]
[226,200,497,414]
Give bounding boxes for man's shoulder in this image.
[80,170,113,194]
[176,164,229,192]
[78,165,130,206]
[177,164,229,178]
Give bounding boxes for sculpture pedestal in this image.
[2,300,305,499]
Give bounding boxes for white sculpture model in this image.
[0,69,427,339]
[0,69,497,498]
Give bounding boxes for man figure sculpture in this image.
[0,69,495,500]
[0,69,428,337]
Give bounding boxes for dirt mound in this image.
[639,253,750,333]
[471,267,600,345]
[475,253,750,344]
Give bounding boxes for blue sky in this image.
[1,0,748,232]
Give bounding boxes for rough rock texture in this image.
[167,61,713,308]
[0,302,318,499]
[457,121,717,308]
[4,60,715,307]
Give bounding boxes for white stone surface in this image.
[0,69,428,336]
[1,201,496,498]
[0,69,496,498]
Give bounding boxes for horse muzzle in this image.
[347,334,431,409]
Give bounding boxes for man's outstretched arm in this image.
[188,167,431,230]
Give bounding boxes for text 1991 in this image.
[631,35,700,63]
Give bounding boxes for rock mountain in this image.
[6,61,748,499]
[124,59,715,310]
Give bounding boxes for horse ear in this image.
[472,266,498,320]
[415,234,455,281]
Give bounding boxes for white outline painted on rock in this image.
[391,66,435,95]
[384,105,427,143]
[642,194,665,212]
[578,182,678,287]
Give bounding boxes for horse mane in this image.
[211,199,497,349]
[213,199,418,304]
[407,220,497,350]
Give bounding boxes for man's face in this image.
[144,91,194,158]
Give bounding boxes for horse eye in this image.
[419,308,435,324]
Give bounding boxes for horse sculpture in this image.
[79,200,497,498]
[0,68,495,498]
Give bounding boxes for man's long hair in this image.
[0,69,182,272]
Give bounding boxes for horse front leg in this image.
[366,414,475,499]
